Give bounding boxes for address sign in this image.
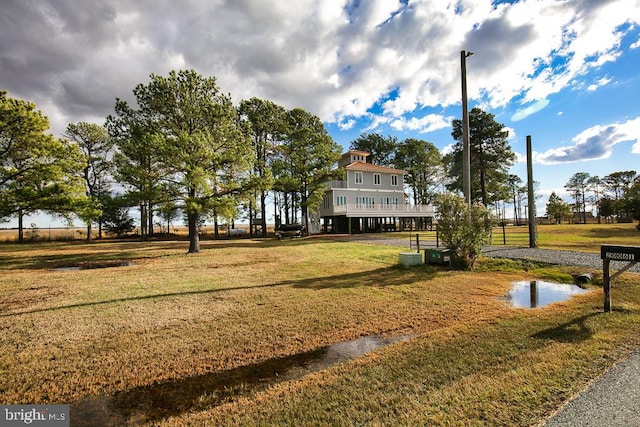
[600,245,640,261]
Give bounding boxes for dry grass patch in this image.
[1,239,513,405]
[1,236,639,426]
[168,280,640,426]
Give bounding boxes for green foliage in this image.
[394,138,442,205]
[1,91,86,240]
[239,97,285,236]
[435,193,495,270]
[564,172,590,224]
[107,70,257,252]
[546,191,572,224]
[155,200,181,234]
[567,171,639,223]
[598,196,616,220]
[64,122,113,239]
[447,107,515,206]
[624,178,640,227]
[349,133,397,166]
[283,108,343,232]
[106,96,168,241]
[504,174,526,224]
[101,195,135,237]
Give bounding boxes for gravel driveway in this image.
[331,235,640,272]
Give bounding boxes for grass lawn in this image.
[1,224,639,426]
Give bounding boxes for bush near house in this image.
[434,193,495,270]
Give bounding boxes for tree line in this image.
[1,68,519,252]
[2,71,347,252]
[4,69,639,251]
[546,171,640,224]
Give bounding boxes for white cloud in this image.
[389,113,452,133]
[441,143,456,156]
[511,99,550,122]
[504,126,517,140]
[338,118,356,131]
[535,117,640,164]
[1,0,639,139]
[587,76,613,91]
[513,151,526,165]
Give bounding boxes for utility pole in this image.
[461,50,474,206]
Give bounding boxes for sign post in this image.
[600,245,640,312]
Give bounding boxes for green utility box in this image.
[424,248,451,265]
[399,252,423,267]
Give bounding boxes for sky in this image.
[2,0,640,227]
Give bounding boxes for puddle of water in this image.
[70,334,411,425]
[506,280,590,309]
[54,260,133,271]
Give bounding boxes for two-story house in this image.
[319,150,434,233]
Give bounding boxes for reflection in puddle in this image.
[70,334,411,426]
[506,280,590,309]
[54,260,133,271]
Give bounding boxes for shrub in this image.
[434,193,495,270]
[101,197,135,238]
[27,223,40,241]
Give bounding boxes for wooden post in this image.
[526,135,537,248]
[601,245,640,313]
[603,258,611,313]
[416,234,420,253]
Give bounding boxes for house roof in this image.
[344,161,405,174]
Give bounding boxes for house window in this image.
[323,196,330,209]
[381,197,397,206]
[391,175,398,186]
[356,196,375,208]
[355,172,363,184]
[336,195,347,206]
[373,173,381,185]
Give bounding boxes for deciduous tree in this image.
[505,174,525,225]
[100,194,135,237]
[624,177,640,229]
